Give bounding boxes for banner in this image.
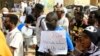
[38,31,68,55]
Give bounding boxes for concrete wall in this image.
[64,0,74,6]
[74,0,90,6]
[64,0,90,6]
[90,0,98,5]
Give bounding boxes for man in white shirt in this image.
[55,6,69,33]
[24,2,32,15]
[57,15,69,32]
[21,1,27,13]
[33,3,47,56]
[4,14,23,56]
[19,12,26,23]
[17,15,36,53]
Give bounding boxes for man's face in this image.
[56,11,63,19]
[4,17,11,30]
[80,35,91,51]
[75,33,91,52]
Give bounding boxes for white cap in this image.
[85,26,97,32]
[2,7,9,14]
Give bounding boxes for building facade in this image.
[0,0,100,10]
[64,0,100,6]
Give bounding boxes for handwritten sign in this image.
[38,31,68,55]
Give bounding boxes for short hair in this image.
[46,12,58,22]
[6,14,18,26]
[46,12,58,30]
[34,3,44,13]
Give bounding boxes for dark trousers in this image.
[35,45,73,56]
[35,45,44,56]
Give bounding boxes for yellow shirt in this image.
[0,30,12,56]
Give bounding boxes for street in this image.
[25,47,35,56]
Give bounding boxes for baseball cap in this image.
[84,26,100,46]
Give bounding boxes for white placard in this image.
[38,31,68,55]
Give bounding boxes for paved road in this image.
[25,47,35,56]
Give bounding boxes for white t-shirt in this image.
[57,16,69,33]
[19,15,26,23]
[36,15,47,46]
[6,28,23,56]
[21,25,35,45]
[21,2,27,12]
[25,6,32,15]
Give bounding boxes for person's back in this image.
[36,14,47,45]
[43,12,74,56]
[0,30,12,56]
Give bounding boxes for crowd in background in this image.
[0,2,100,56]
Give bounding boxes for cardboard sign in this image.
[38,31,67,55]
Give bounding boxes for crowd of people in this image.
[0,2,100,56]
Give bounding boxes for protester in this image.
[88,11,98,27]
[55,4,69,33]
[4,14,23,56]
[1,2,100,56]
[18,14,36,53]
[24,2,32,15]
[2,7,9,15]
[1,7,9,34]
[34,3,48,56]
[19,11,26,23]
[76,26,100,56]
[43,12,74,56]
[0,17,3,30]
[93,9,100,46]
[69,12,85,42]
[20,1,27,14]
